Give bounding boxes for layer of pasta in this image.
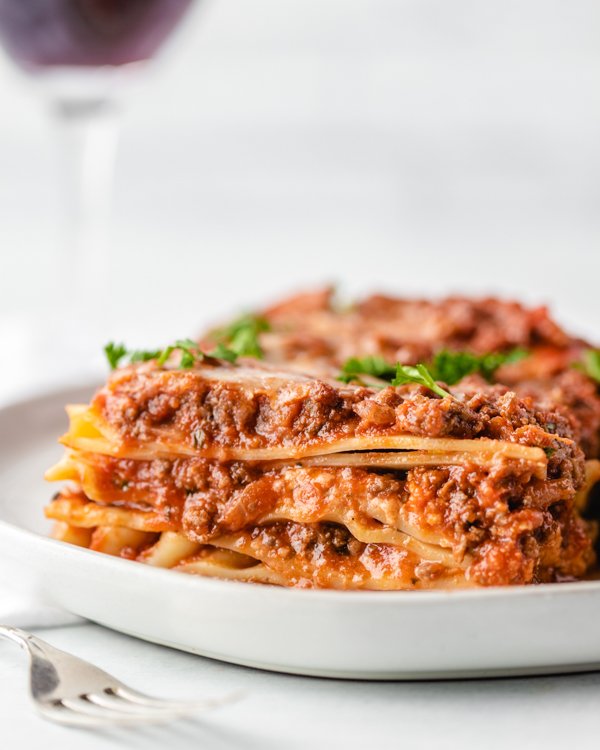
[45,357,598,589]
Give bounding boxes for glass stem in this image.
[51,98,120,299]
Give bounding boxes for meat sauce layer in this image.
[53,448,593,586]
[94,364,574,459]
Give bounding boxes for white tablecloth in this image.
[2,607,600,750]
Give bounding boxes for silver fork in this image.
[0,625,238,727]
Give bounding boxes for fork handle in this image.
[0,625,64,664]
[0,625,35,651]
[0,625,64,699]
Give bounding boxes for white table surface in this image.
[2,616,600,750]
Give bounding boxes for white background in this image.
[2,0,600,400]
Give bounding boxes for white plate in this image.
[2,385,600,680]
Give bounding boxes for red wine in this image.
[0,0,193,68]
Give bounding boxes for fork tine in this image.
[59,696,174,725]
[114,685,240,712]
[85,690,192,717]
[0,625,240,728]
[37,703,111,728]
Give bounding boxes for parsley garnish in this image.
[337,347,529,396]
[104,342,127,370]
[429,348,528,385]
[104,313,271,371]
[210,342,239,363]
[391,363,451,398]
[579,349,600,383]
[104,338,238,370]
[104,342,162,370]
[157,338,200,368]
[338,357,450,397]
[129,349,163,363]
[338,356,397,384]
[211,315,270,359]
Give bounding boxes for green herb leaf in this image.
[104,342,128,370]
[580,349,600,383]
[104,336,242,371]
[129,349,162,364]
[153,339,205,368]
[212,315,271,359]
[156,346,174,366]
[427,350,481,385]
[337,357,450,396]
[479,347,529,380]
[174,338,199,350]
[338,347,528,390]
[429,347,528,385]
[179,350,196,368]
[208,343,239,363]
[391,363,451,398]
[172,339,199,369]
[338,356,397,384]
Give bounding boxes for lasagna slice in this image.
[222,288,600,459]
[45,359,597,589]
[251,287,583,375]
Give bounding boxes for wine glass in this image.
[0,0,196,398]
[0,0,194,296]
